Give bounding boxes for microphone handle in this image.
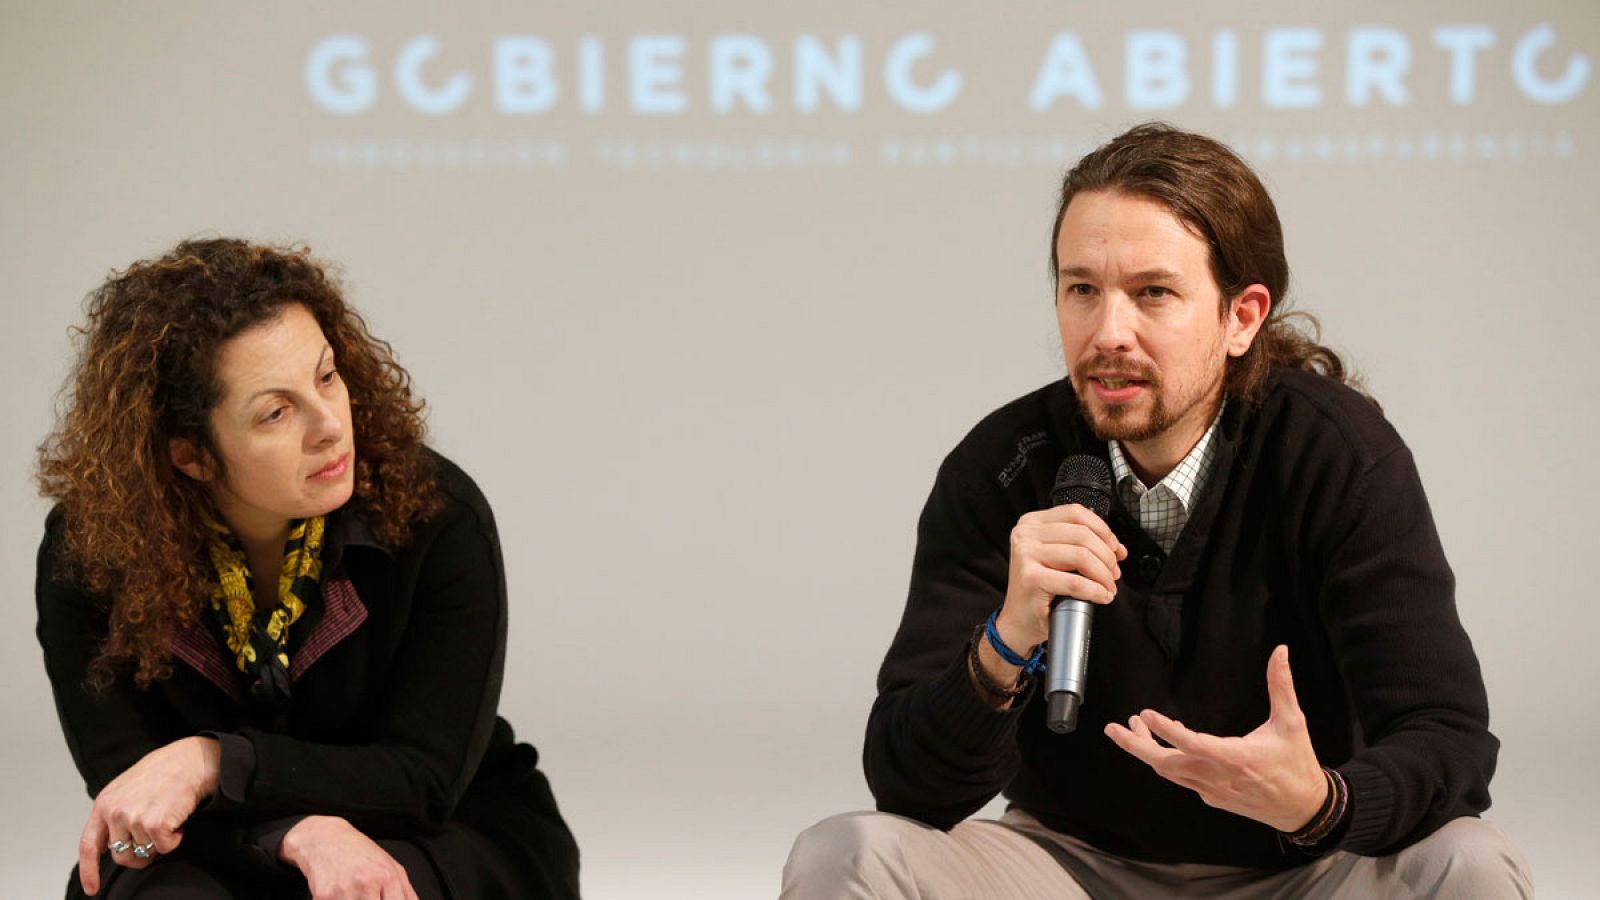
[1045,597,1094,734]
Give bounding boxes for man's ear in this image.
[169,436,216,482]
[1225,284,1272,358]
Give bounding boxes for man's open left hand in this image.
[1104,644,1328,833]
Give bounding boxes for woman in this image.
[35,239,580,899]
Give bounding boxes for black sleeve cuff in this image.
[912,648,1028,758]
[199,731,257,811]
[1335,758,1394,854]
[242,816,308,868]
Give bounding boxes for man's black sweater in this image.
[864,368,1497,867]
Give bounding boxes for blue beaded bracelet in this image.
[984,609,1047,676]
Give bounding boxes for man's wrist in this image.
[969,629,1024,708]
[1283,768,1347,847]
[993,606,1045,654]
[970,608,1055,712]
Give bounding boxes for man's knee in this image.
[782,811,925,898]
[1400,817,1533,897]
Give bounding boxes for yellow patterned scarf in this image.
[205,515,324,706]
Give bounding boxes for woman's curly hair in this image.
[37,238,443,688]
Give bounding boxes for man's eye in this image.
[1144,286,1171,299]
[262,407,287,424]
[1067,283,1094,297]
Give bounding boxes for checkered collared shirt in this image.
[1108,410,1224,554]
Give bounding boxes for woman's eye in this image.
[320,368,339,385]
[262,407,287,424]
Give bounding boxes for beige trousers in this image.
[781,809,1532,899]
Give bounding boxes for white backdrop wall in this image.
[4,2,1597,897]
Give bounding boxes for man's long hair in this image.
[1050,123,1366,407]
[37,238,444,688]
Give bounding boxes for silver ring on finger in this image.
[133,841,156,860]
[109,840,132,854]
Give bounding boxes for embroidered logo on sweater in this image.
[997,431,1049,487]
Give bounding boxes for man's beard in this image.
[1072,354,1225,444]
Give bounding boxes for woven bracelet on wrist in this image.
[983,609,1047,676]
[1286,768,1346,847]
[1285,769,1337,845]
[1321,768,1350,840]
[968,625,1029,701]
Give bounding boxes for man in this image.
[782,124,1531,897]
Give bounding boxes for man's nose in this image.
[1089,294,1135,354]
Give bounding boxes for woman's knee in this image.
[101,859,246,899]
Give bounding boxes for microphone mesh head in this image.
[1052,454,1113,517]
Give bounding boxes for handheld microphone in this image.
[1046,455,1114,734]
